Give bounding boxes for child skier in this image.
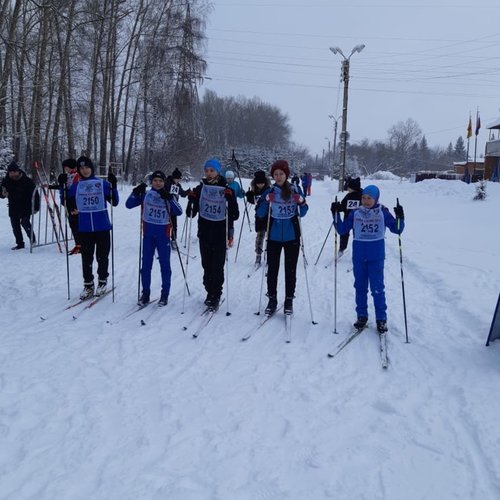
[165,168,189,249]
[331,184,405,333]
[256,160,308,315]
[67,156,119,300]
[224,170,245,247]
[186,158,239,310]
[245,169,271,266]
[126,170,182,307]
[338,177,363,257]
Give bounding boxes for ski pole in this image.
[231,150,252,233]
[332,197,339,334]
[137,204,143,302]
[64,185,71,300]
[234,210,246,263]
[225,207,231,316]
[256,201,272,315]
[109,167,115,303]
[182,205,194,314]
[30,188,36,254]
[296,206,318,325]
[180,214,188,247]
[314,221,334,266]
[396,198,409,343]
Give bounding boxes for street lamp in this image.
[324,136,331,177]
[330,44,365,191]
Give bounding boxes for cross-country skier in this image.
[224,170,245,247]
[256,159,308,315]
[67,156,119,300]
[245,169,271,266]
[337,176,363,257]
[126,170,182,307]
[186,158,239,310]
[165,168,189,249]
[331,184,405,333]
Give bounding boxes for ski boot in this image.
[353,317,368,331]
[80,282,95,300]
[11,243,25,250]
[171,240,178,251]
[255,254,262,267]
[227,237,234,248]
[95,279,107,297]
[137,292,150,307]
[158,292,169,307]
[208,295,221,312]
[284,297,293,315]
[265,295,278,316]
[376,320,388,334]
[204,293,212,307]
[68,245,81,255]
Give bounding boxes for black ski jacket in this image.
[1,171,40,217]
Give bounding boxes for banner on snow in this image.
[485,292,500,346]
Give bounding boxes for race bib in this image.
[271,187,296,220]
[169,184,180,196]
[346,199,360,210]
[200,184,226,221]
[76,179,106,213]
[353,206,385,241]
[143,190,169,225]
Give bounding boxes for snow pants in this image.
[266,239,300,299]
[352,258,387,321]
[199,238,226,299]
[10,215,34,246]
[79,230,110,283]
[141,233,172,296]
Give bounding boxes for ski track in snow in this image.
[1,178,500,499]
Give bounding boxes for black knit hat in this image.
[171,168,182,180]
[347,177,361,190]
[254,170,267,184]
[151,170,166,182]
[76,156,94,175]
[62,158,77,170]
[7,162,20,172]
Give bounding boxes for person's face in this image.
[226,176,234,184]
[152,178,165,190]
[173,178,180,184]
[361,194,376,208]
[64,166,75,174]
[8,170,21,181]
[204,167,218,180]
[272,169,287,186]
[256,182,265,189]
[80,166,92,178]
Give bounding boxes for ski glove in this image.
[159,188,172,200]
[293,193,305,205]
[224,188,233,199]
[58,173,68,187]
[187,189,197,199]
[132,182,147,196]
[246,190,255,204]
[107,172,118,189]
[265,192,275,203]
[394,205,404,219]
[330,201,342,214]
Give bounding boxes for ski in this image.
[327,325,367,359]
[246,263,262,279]
[72,288,114,320]
[379,332,388,369]
[241,305,283,341]
[285,312,292,343]
[192,298,226,338]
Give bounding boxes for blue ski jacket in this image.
[256,184,308,242]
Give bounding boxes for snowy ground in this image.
[1,177,500,500]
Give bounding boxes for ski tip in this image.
[226,312,231,316]
[312,320,318,325]
[327,353,334,358]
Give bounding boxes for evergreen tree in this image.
[454,136,466,161]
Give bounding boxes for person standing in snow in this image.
[186,158,239,310]
[331,184,404,333]
[126,170,182,307]
[256,159,308,315]
[0,162,39,250]
[224,170,245,247]
[56,158,81,255]
[165,168,189,249]
[337,177,363,257]
[67,156,119,300]
[245,169,271,266]
[300,172,310,197]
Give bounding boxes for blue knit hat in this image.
[362,185,380,202]
[225,170,235,179]
[204,158,222,174]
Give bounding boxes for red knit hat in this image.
[270,159,290,178]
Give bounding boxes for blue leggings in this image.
[141,234,172,295]
[353,259,387,321]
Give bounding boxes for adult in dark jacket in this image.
[67,156,119,300]
[186,158,239,310]
[256,160,308,315]
[165,168,189,248]
[338,177,363,256]
[0,162,39,250]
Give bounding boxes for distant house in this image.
[485,117,500,181]
[453,161,486,181]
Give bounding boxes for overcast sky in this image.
[202,0,500,158]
